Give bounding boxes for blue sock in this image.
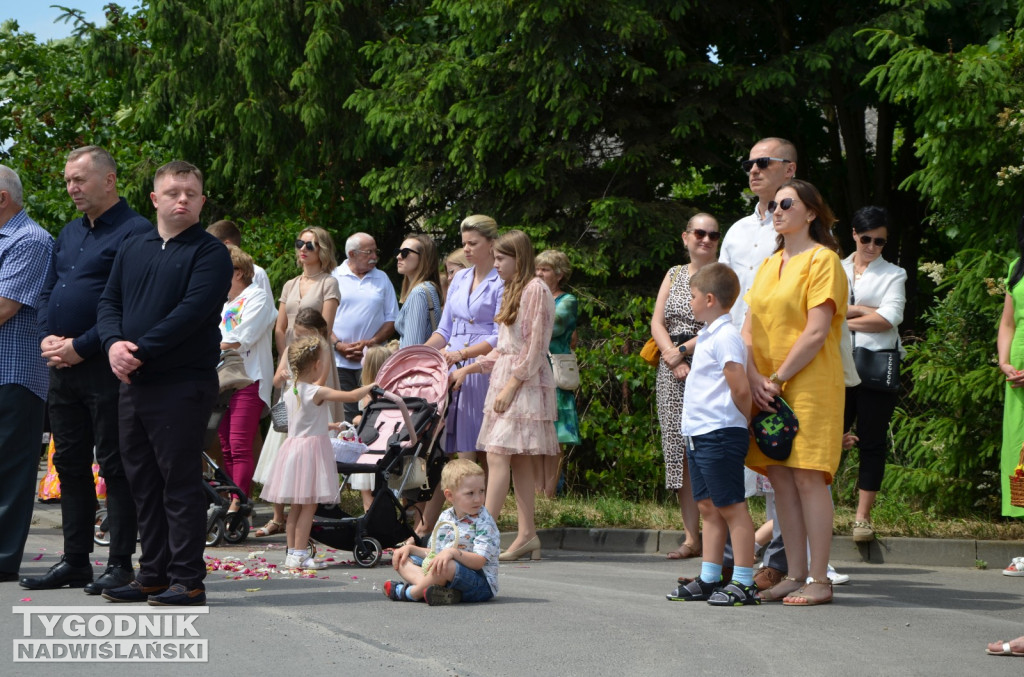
[733,566,755,587]
[404,585,417,601]
[700,561,723,584]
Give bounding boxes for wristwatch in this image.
[769,372,782,385]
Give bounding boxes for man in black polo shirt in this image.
[22,146,151,594]
[97,161,231,606]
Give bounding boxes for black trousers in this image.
[336,366,362,423]
[118,379,217,588]
[49,355,137,557]
[843,385,899,492]
[0,384,45,573]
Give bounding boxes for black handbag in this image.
[852,346,900,392]
[850,287,900,392]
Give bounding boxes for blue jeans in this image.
[686,427,749,508]
[411,554,494,603]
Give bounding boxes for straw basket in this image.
[421,520,459,574]
[1011,443,1024,508]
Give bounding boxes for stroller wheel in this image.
[93,508,111,547]
[352,537,383,568]
[206,517,225,547]
[222,513,250,544]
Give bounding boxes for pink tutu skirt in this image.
[260,434,339,504]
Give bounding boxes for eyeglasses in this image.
[766,198,801,212]
[294,240,317,251]
[741,156,792,173]
[355,248,380,256]
[858,235,887,247]
[687,229,721,242]
[395,247,422,259]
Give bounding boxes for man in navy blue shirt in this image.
[96,161,231,606]
[22,147,152,595]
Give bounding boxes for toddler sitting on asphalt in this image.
[384,459,499,605]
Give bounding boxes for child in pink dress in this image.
[261,336,374,570]
[450,230,558,562]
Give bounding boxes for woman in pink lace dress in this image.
[450,230,557,561]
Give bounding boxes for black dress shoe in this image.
[84,564,135,595]
[20,557,93,590]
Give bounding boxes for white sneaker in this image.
[826,564,850,585]
[283,553,302,569]
[1003,556,1024,577]
[301,556,326,570]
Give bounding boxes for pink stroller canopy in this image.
[374,345,449,404]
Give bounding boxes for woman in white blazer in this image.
[841,206,907,544]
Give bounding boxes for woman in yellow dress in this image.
[743,179,847,606]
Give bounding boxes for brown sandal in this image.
[783,578,833,606]
[665,543,702,560]
[253,519,285,537]
[758,575,804,602]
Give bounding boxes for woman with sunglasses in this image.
[395,234,442,348]
[255,226,341,538]
[841,207,907,545]
[652,212,721,560]
[744,179,847,605]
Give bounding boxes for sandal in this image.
[665,543,702,560]
[758,575,804,602]
[707,581,761,606]
[253,519,285,538]
[987,638,1024,656]
[383,580,418,602]
[783,578,833,606]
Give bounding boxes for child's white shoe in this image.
[301,556,326,570]
[283,553,303,569]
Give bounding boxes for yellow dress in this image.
[745,246,848,482]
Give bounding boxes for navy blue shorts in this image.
[686,427,750,508]
[410,554,494,603]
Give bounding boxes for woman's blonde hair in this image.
[227,245,254,286]
[399,234,441,303]
[493,230,536,326]
[460,214,499,240]
[445,248,468,271]
[535,249,571,285]
[287,335,323,383]
[296,226,338,271]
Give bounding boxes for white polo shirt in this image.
[331,260,399,369]
[681,314,749,437]
[719,205,777,329]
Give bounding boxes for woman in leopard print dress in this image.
[651,213,721,559]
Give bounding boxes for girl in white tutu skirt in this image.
[261,336,374,569]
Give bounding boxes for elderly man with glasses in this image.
[330,232,398,422]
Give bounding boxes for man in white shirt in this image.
[719,137,797,328]
[717,137,797,591]
[331,232,398,421]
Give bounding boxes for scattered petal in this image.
[32,554,44,561]
[245,588,261,592]
[19,598,31,602]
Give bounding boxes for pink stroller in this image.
[311,345,449,566]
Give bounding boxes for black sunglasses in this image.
[395,247,422,258]
[741,156,792,173]
[687,228,721,242]
[294,240,317,251]
[766,198,801,212]
[858,235,887,247]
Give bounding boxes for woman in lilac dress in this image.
[426,215,505,462]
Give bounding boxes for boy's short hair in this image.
[441,459,484,492]
[691,262,740,310]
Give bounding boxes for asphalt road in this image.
[2,521,1023,677]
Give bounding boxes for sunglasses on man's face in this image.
[295,240,317,251]
[687,229,721,242]
[766,198,801,212]
[858,235,887,247]
[741,156,792,173]
[395,247,422,259]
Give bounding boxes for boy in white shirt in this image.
[667,263,758,605]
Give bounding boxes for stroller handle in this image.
[375,388,417,448]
